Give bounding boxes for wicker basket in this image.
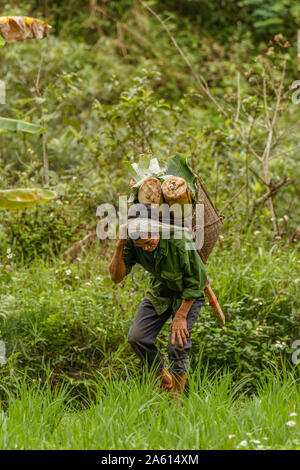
[193,176,224,264]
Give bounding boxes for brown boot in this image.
[171,374,187,406]
[172,373,187,394]
[155,368,173,393]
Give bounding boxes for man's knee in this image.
[128,327,139,346]
[128,326,148,347]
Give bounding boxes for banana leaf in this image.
[0,117,44,134]
[124,155,163,182]
[0,188,56,210]
[165,154,199,200]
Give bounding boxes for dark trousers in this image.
[128,297,205,375]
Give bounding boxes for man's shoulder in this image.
[164,230,195,252]
[124,237,135,249]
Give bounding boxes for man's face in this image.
[134,235,160,252]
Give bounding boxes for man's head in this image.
[134,234,160,252]
[127,215,160,251]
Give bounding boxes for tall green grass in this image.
[0,366,299,450]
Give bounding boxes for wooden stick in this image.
[204,281,225,326]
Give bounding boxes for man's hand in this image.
[171,315,189,347]
[170,299,195,347]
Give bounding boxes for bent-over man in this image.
[109,220,207,397]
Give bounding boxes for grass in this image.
[0,366,299,450]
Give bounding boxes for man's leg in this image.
[167,297,205,395]
[128,298,173,389]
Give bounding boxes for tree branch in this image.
[248,177,290,225]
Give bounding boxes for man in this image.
[109,217,207,397]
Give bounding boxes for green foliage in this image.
[238,0,300,35]
[158,0,300,39]
[0,204,81,262]
[0,117,43,134]
[0,188,55,210]
[0,367,299,449]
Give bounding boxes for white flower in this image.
[286,421,296,427]
[228,434,236,439]
[274,341,286,349]
[65,270,71,276]
[254,231,260,235]
[251,439,261,444]
[239,440,248,447]
[96,277,102,281]
[289,412,297,417]
[85,282,91,286]
[74,276,79,280]
[294,279,300,284]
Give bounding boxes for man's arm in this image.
[171,299,195,347]
[171,241,207,347]
[109,225,127,284]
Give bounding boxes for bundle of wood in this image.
[129,154,223,264]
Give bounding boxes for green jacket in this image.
[123,230,207,314]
